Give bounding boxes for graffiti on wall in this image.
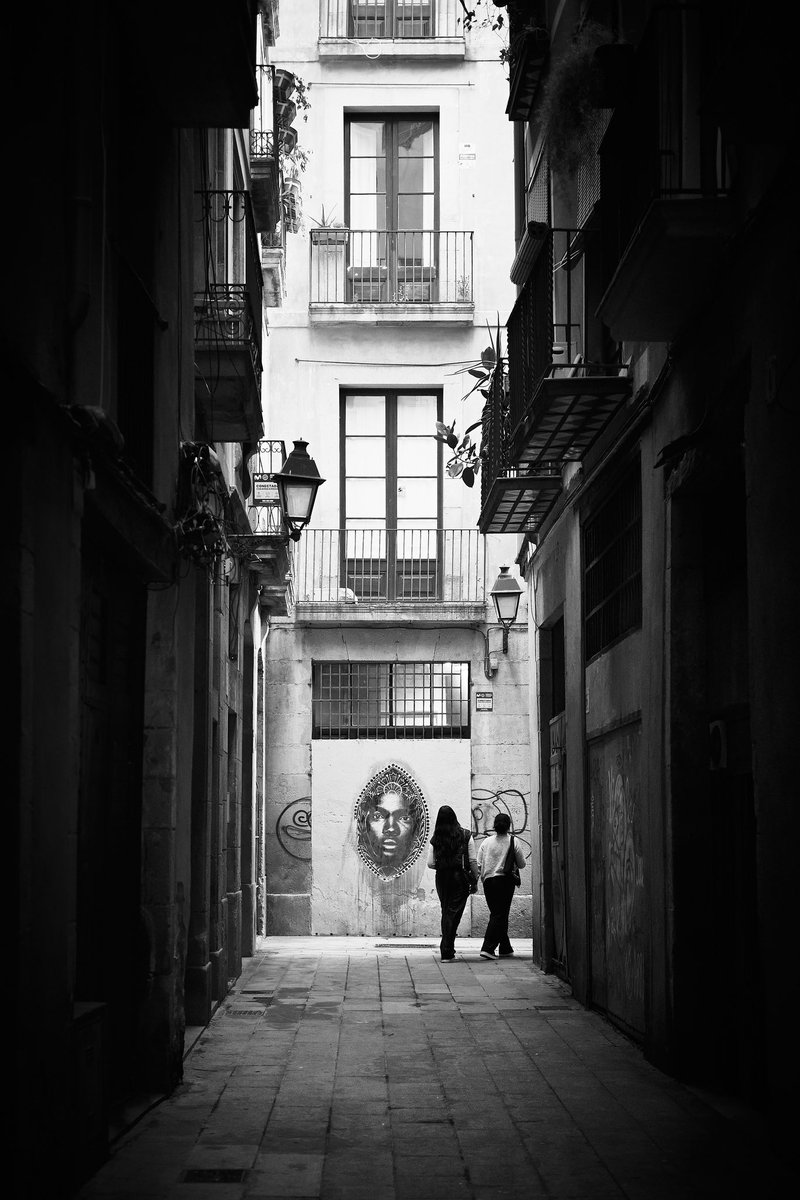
[276,796,312,861]
[589,726,645,1031]
[471,788,531,860]
[354,764,429,880]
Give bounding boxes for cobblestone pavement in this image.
[76,937,795,1199]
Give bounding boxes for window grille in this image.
[313,661,470,739]
[583,462,642,660]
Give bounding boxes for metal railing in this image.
[479,359,512,513]
[293,528,484,604]
[193,285,262,378]
[506,227,622,429]
[322,0,461,39]
[193,190,263,372]
[251,63,277,158]
[247,439,286,536]
[310,229,473,304]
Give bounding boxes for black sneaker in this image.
[498,950,515,957]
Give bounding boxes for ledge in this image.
[309,302,474,326]
[293,600,486,627]
[319,37,465,61]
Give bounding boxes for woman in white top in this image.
[476,812,526,959]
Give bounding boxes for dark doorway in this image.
[669,376,761,1102]
[76,515,147,1113]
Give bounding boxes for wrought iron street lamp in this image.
[273,439,325,541]
[483,565,523,678]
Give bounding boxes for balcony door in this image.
[341,390,442,599]
[350,2,434,39]
[346,115,438,301]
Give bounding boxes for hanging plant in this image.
[538,21,615,179]
[433,317,503,488]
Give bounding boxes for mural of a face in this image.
[355,765,428,880]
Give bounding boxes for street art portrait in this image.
[354,764,429,880]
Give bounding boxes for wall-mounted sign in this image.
[459,142,477,166]
[475,692,493,711]
[252,473,279,505]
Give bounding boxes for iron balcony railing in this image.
[250,63,277,159]
[322,1,461,39]
[310,229,473,305]
[193,190,263,373]
[193,285,261,377]
[293,528,484,604]
[479,358,512,514]
[506,227,622,431]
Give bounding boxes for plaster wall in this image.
[263,620,531,939]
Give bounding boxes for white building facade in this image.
[260,0,527,938]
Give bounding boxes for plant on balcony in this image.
[309,205,348,243]
[434,318,503,488]
[538,20,615,179]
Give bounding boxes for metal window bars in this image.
[312,661,471,739]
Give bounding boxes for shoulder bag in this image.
[462,830,478,893]
[504,835,521,888]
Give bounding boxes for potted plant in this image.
[309,205,348,245]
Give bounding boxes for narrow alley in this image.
[76,938,794,1200]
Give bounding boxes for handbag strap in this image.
[504,835,516,872]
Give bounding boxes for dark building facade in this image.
[8,3,296,1195]
[480,0,798,1151]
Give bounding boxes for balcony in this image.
[250,64,280,236]
[194,191,264,443]
[309,229,473,324]
[320,1,465,59]
[506,22,549,120]
[479,228,632,536]
[596,5,734,343]
[238,440,294,615]
[292,528,486,625]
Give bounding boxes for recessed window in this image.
[346,114,438,302]
[351,2,434,39]
[583,462,642,660]
[313,661,470,739]
[342,389,442,600]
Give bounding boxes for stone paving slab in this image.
[76,937,796,1200]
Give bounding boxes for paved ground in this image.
[76,937,795,1199]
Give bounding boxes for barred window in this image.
[583,462,642,661]
[313,661,470,739]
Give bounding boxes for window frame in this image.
[340,388,444,601]
[340,387,443,529]
[344,113,439,234]
[312,660,471,739]
[582,458,643,662]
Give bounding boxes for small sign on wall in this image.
[475,691,493,711]
[252,473,279,505]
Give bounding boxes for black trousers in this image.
[481,875,516,954]
[435,868,470,958]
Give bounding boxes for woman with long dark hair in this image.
[427,805,478,962]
